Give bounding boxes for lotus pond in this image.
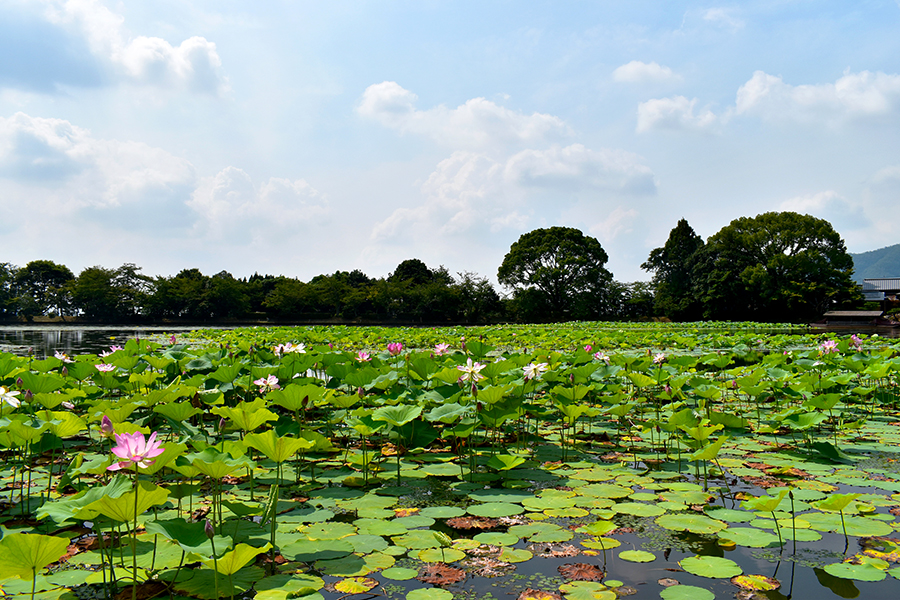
[3,323,900,600]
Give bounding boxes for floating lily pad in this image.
[656,514,727,535]
[419,506,466,519]
[718,527,781,548]
[407,588,454,600]
[619,550,655,563]
[381,567,419,580]
[680,555,742,578]
[824,561,887,582]
[474,532,519,546]
[417,548,467,563]
[467,502,524,517]
[731,574,780,591]
[659,584,715,600]
[613,502,665,517]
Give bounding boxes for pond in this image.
[0,325,221,358]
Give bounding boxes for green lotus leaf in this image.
[86,479,169,523]
[144,518,233,555]
[619,550,655,563]
[418,506,466,519]
[824,561,887,582]
[680,555,742,578]
[407,589,453,600]
[718,527,781,548]
[381,567,419,580]
[202,542,271,575]
[467,502,523,518]
[656,513,727,535]
[417,548,467,562]
[243,429,314,463]
[659,585,715,600]
[281,539,354,562]
[0,533,70,581]
[613,502,665,517]
[473,532,519,546]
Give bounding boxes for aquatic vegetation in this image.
[0,324,899,599]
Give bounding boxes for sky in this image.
[2,1,899,286]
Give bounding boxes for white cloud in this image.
[42,0,227,93]
[357,81,570,150]
[589,206,639,243]
[188,167,328,243]
[612,61,680,84]
[504,144,656,194]
[371,143,656,243]
[779,190,869,230]
[736,70,900,122]
[636,96,718,133]
[0,111,195,211]
[701,7,744,30]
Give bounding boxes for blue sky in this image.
[2,1,899,285]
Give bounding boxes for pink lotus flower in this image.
[107,431,165,471]
[274,342,306,356]
[254,375,280,392]
[387,343,403,356]
[652,353,666,365]
[584,345,592,353]
[96,363,116,373]
[100,415,115,437]
[54,351,74,363]
[593,351,610,365]
[356,350,371,362]
[434,343,451,356]
[819,340,838,354]
[850,334,863,350]
[457,358,485,383]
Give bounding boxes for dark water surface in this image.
[0,325,221,358]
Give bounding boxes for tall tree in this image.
[498,227,613,321]
[695,211,861,321]
[0,263,17,318]
[14,260,74,318]
[641,218,705,320]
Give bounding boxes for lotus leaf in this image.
[680,555,742,578]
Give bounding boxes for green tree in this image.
[14,260,74,318]
[453,272,502,323]
[695,211,861,321]
[641,218,705,320]
[0,263,17,318]
[71,266,119,320]
[389,259,433,285]
[497,227,613,321]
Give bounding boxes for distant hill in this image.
[851,244,900,283]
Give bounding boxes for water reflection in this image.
[0,325,218,358]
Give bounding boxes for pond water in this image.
[0,325,221,358]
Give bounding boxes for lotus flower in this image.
[819,340,838,354]
[433,343,451,356]
[523,362,549,381]
[457,358,485,383]
[100,415,115,437]
[0,386,21,408]
[387,342,403,356]
[356,350,371,362]
[593,351,610,365]
[96,363,116,373]
[107,431,165,471]
[850,334,863,350]
[653,353,666,365]
[54,351,74,363]
[254,374,280,392]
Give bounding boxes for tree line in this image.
[0,211,862,324]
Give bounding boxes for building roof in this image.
[862,278,900,292]
[823,311,884,318]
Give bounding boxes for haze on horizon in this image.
[1,1,898,285]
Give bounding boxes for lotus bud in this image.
[218,418,226,432]
[169,335,177,344]
[205,519,214,539]
[584,344,592,352]
[16,377,23,387]
[61,366,68,377]
[24,390,33,401]
[357,387,364,399]
[100,415,114,437]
